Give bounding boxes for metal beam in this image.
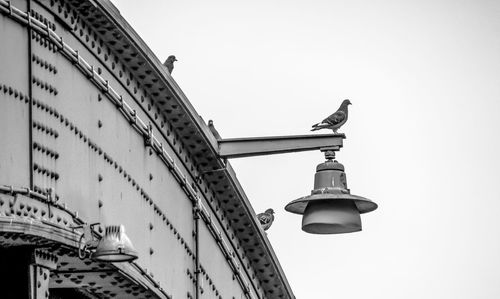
[218,134,345,159]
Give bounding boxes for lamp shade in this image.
[302,199,361,234]
[92,225,138,262]
[285,159,377,234]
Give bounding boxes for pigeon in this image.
[311,99,351,133]
[163,55,177,74]
[208,120,221,140]
[257,208,275,231]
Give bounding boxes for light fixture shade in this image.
[302,199,361,234]
[285,159,377,234]
[92,225,138,262]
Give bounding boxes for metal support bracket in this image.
[217,133,345,159]
[29,249,59,299]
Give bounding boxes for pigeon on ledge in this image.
[311,99,351,133]
[163,55,177,74]
[208,120,221,140]
[257,209,275,231]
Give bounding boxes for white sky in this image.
[112,1,500,298]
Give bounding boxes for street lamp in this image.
[285,149,377,234]
[217,133,377,234]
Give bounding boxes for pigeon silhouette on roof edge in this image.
[257,209,275,231]
[208,120,221,140]
[163,55,177,74]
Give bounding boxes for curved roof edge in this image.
[66,0,295,297]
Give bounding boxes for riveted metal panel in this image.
[37,1,295,297]
[1,1,293,298]
[198,222,249,299]
[0,11,30,188]
[26,2,196,296]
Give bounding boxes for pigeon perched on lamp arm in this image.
[257,208,275,231]
[163,55,177,74]
[311,99,351,133]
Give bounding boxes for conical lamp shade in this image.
[93,225,138,262]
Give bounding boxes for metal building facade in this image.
[0,0,294,298]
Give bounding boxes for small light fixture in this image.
[76,224,138,262]
[93,225,138,262]
[285,150,377,234]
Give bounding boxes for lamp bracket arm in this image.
[217,133,345,159]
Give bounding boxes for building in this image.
[0,0,295,298]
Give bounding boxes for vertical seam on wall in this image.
[194,204,200,299]
[28,0,34,189]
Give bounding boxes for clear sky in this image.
[112,1,500,298]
